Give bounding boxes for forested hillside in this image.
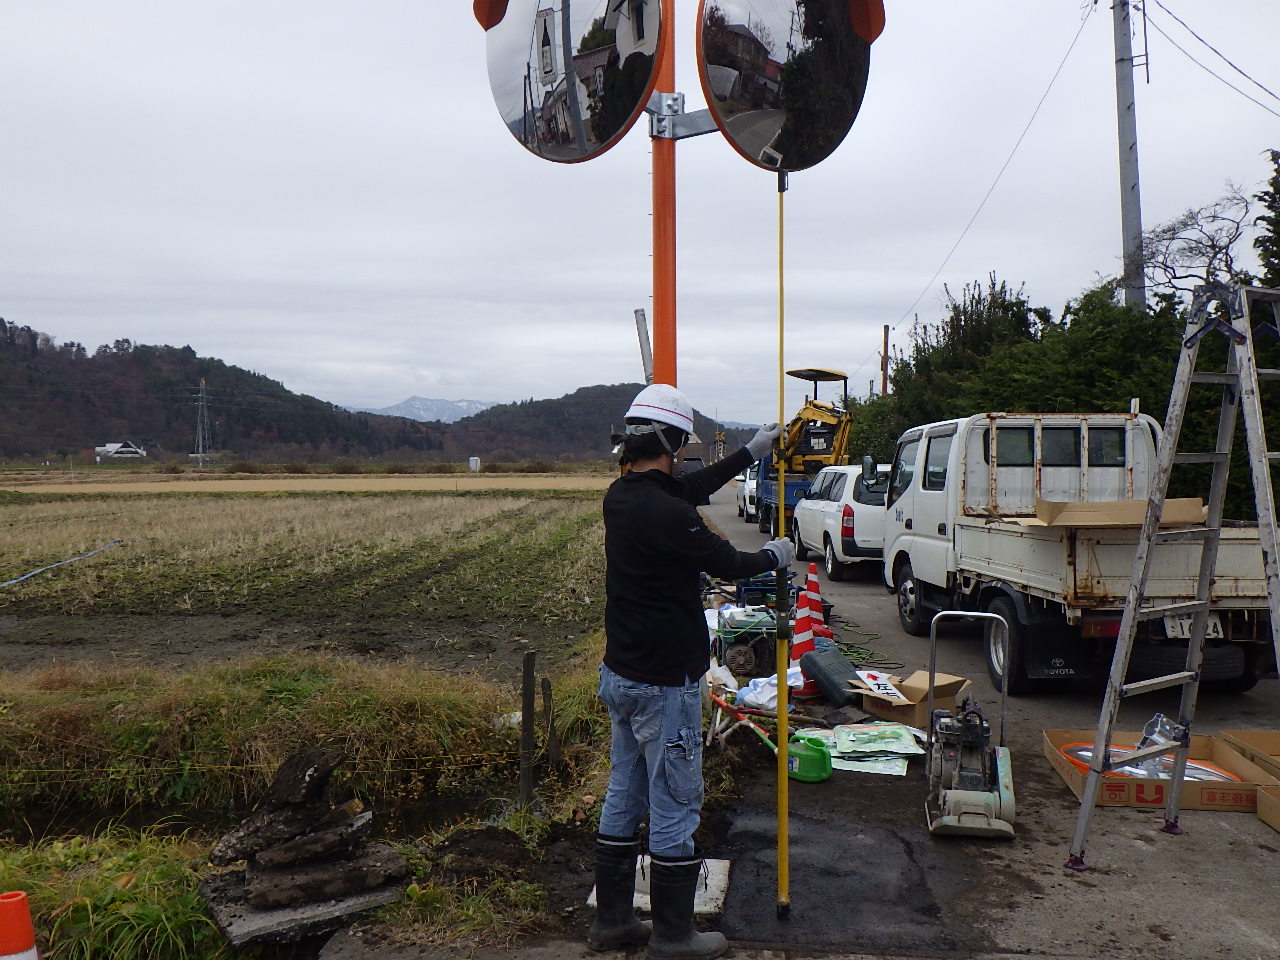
[0,326,744,462]
[0,324,442,461]
[441,384,748,461]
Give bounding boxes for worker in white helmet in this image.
[589,383,791,959]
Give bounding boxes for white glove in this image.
[762,537,795,570]
[746,423,782,460]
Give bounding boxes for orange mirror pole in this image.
[651,0,677,385]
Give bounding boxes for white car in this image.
[791,459,890,580]
[735,461,760,523]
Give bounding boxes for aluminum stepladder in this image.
[1066,281,1280,870]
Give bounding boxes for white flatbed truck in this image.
[881,412,1271,694]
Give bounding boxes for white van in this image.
[881,412,1271,694]
[791,458,890,580]
[735,461,760,523]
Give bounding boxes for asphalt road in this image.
[700,484,1280,960]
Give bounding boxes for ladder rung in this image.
[1189,372,1239,385]
[1173,452,1228,464]
[1105,740,1185,768]
[1257,368,1280,381]
[1137,600,1209,621]
[1268,453,1280,463]
[1151,526,1214,543]
[1120,671,1196,697]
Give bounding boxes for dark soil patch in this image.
[0,614,593,685]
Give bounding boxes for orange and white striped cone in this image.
[805,562,824,619]
[0,891,40,960]
[789,590,822,699]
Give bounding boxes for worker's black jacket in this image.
[603,447,777,686]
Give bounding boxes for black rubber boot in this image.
[588,834,651,952]
[646,854,728,960]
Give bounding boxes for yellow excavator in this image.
[755,368,854,533]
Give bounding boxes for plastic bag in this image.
[737,667,804,710]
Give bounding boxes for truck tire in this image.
[823,538,847,582]
[985,596,1037,695]
[758,504,772,534]
[791,520,811,561]
[894,562,929,636]
[1130,642,1258,693]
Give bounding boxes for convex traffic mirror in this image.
[479,0,663,163]
[696,0,880,171]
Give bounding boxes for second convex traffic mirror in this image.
[696,0,880,171]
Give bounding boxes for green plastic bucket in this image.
[786,735,833,783]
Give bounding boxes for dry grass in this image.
[0,493,606,619]
[0,474,614,494]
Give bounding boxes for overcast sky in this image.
[3,1,1278,425]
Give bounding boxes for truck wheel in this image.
[823,539,847,582]
[894,562,929,636]
[985,596,1036,695]
[791,520,811,561]
[758,505,772,534]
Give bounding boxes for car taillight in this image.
[841,503,854,538]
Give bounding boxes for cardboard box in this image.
[1257,785,1280,834]
[1218,729,1280,782]
[1042,729,1279,812]
[852,670,972,729]
[1033,498,1205,527]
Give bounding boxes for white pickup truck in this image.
[882,412,1271,694]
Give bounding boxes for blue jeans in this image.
[597,664,704,858]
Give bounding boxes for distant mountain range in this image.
[0,319,749,461]
[348,396,498,423]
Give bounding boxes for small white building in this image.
[95,441,147,460]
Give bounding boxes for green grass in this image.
[0,828,231,960]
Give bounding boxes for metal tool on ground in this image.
[925,611,1015,839]
[707,690,831,783]
[1067,283,1280,870]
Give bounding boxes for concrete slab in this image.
[201,869,404,948]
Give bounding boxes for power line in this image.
[1139,5,1280,120]
[848,6,1097,387]
[1146,0,1280,104]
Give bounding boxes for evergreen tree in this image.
[1253,148,1280,288]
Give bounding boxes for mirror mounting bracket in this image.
[646,91,717,141]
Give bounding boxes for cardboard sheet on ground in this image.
[587,857,730,915]
[794,722,923,776]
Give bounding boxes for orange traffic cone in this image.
[789,590,822,699]
[0,891,39,960]
[805,563,824,618]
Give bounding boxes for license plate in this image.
[1163,612,1224,640]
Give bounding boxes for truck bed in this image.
[954,517,1269,610]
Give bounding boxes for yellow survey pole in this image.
[774,171,791,920]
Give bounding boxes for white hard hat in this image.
[624,383,695,433]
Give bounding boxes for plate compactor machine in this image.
[925,612,1016,839]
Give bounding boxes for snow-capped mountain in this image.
[351,396,498,423]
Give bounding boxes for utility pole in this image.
[880,324,890,396]
[194,379,212,469]
[1112,0,1146,310]
[560,0,588,156]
